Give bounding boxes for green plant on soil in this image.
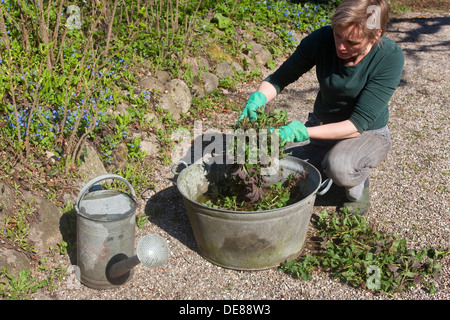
[0,0,338,178]
[202,108,308,212]
[0,268,48,300]
[280,209,449,296]
[0,0,143,171]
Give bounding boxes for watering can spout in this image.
[107,256,140,280]
[107,234,170,280]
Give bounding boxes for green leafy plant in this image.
[0,268,47,300]
[201,108,308,211]
[213,12,233,31]
[280,209,449,296]
[1,0,339,176]
[0,199,37,253]
[136,214,150,230]
[0,0,142,171]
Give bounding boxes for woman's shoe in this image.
[342,180,370,216]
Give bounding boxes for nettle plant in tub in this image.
[201,108,308,212]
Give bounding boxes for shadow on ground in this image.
[387,15,450,54]
[144,184,198,252]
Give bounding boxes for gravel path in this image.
[44,12,449,302]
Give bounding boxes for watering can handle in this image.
[171,160,189,175]
[317,178,333,196]
[76,174,137,210]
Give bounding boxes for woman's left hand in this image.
[274,120,309,143]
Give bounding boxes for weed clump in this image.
[280,209,449,296]
[201,108,308,212]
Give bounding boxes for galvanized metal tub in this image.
[76,174,137,289]
[175,156,331,270]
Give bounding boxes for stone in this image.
[167,79,192,114]
[201,72,219,93]
[192,77,205,97]
[0,248,30,278]
[206,43,223,61]
[78,143,108,181]
[198,57,211,72]
[239,53,257,71]
[250,42,272,66]
[27,194,64,256]
[216,62,234,79]
[109,102,129,117]
[155,70,170,84]
[231,61,243,73]
[139,133,160,158]
[159,94,180,120]
[139,76,165,93]
[183,56,199,75]
[0,182,14,223]
[144,112,165,132]
[108,141,128,171]
[192,72,220,97]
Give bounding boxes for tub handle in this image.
[171,160,189,175]
[76,174,137,212]
[317,178,333,196]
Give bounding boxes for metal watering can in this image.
[76,174,169,289]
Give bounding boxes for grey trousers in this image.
[285,113,392,200]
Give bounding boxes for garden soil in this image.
[41,11,449,301]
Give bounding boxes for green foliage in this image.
[202,108,309,211]
[0,199,37,253]
[0,0,140,169]
[0,268,47,300]
[213,13,233,31]
[136,214,150,230]
[1,0,337,173]
[209,0,335,48]
[280,209,449,296]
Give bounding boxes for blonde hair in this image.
[331,0,390,42]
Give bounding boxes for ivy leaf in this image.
[213,13,232,31]
[232,169,246,180]
[414,275,424,284]
[388,265,399,272]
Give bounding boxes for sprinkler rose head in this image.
[107,234,169,281]
[136,234,169,268]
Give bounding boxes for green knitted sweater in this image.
[264,25,404,133]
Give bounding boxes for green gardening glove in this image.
[277,120,309,143]
[238,92,267,122]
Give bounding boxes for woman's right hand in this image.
[238,92,267,122]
